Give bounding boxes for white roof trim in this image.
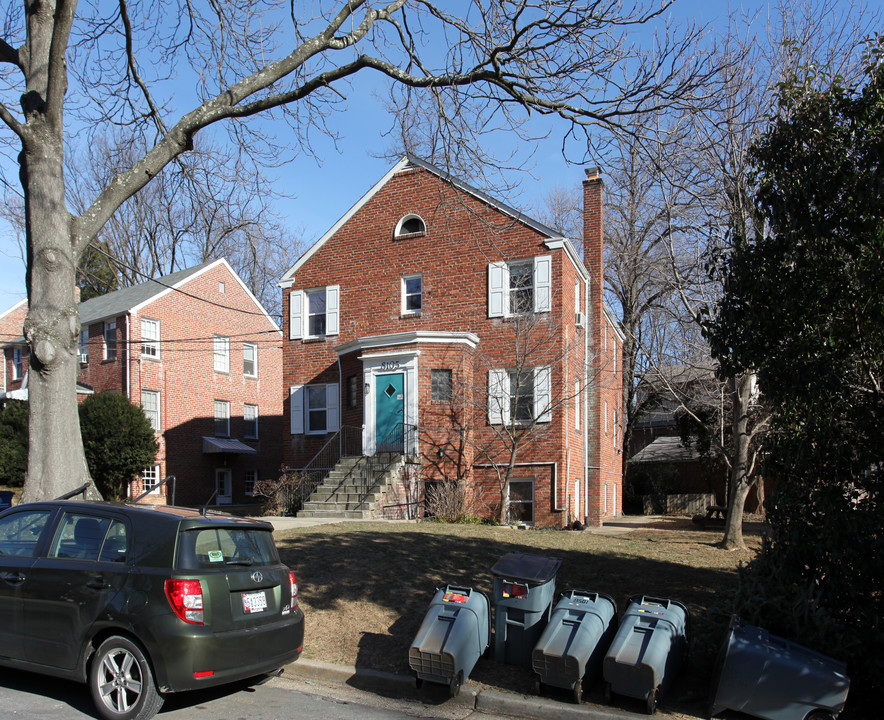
[131,258,281,334]
[278,154,562,285]
[544,238,589,280]
[335,330,480,356]
[0,299,27,321]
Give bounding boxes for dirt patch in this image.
[275,517,764,718]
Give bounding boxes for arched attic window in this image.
[394,214,426,239]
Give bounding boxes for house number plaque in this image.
[380,361,401,371]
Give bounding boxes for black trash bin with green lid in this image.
[532,590,618,703]
[491,551,562,668]
[709,615,850,720]
[603,594,689,714]
[408,584,490,697]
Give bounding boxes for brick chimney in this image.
[583,166,604,349]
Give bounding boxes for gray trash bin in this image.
[603,594,689,714]
[0,491,13,512]
[491,551,562,668]
[709,615,850,720]
[532,590,618,703]
[408,585,490,697]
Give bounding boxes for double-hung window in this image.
[142,465,161,494]
[12,347,23,380]
[243,342,257,377]
[507,478,535,524]
[214,400,230,437]
[244,404,258,439]
[141,318,160,359]
[487,255,552,317]
[289,383,340,435]
[141,389,160,433]
[289,286,340,340]
[79,330,89,364]
[402,274,422,314]
[488,366,551,425]
[214,336,230,373]
[244,469,257,496]
[104,321,117,360]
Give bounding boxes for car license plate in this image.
[241,590,267,614]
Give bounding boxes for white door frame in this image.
[359,350,419,456]
[215,468,233,504]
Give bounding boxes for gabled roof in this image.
[79,258,279,332]
[79,260,217,325]
[279,154,571,285]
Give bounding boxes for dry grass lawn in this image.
[275,516,764,718]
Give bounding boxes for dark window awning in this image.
[202,437,257,454]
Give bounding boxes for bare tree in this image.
[2,0,721,500]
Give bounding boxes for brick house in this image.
[279,155,623,527]
[0,299,29,397]
[2,259,282,505]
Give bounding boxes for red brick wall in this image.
[283,164,620,527]
[78,262,283,505]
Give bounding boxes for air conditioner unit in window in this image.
[575,312,586,328]
[78,353,88,364]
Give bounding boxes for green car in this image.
[0,500,304,720]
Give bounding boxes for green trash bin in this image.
[603,595,689,714]
[532,590,618,703]
[408,585,490,697]
[491,551,562,668]
[709,615,850,720]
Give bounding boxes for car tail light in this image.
[165,579,204,624]
[502,582,527,599]
[289,572,299,606]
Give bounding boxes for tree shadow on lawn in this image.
[276,524,746,718]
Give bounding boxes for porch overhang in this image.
[202,437,257,454]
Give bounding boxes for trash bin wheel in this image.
[603,682,612,704]
[411,675,422,690]
[572,682,582,704]
[645,689,656,715]
[449,671,463,698]
[534,679,542,696]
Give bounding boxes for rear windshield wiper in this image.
[225,559,255,566]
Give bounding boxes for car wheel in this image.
[89,636,164,720]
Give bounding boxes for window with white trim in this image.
[214,336,230,373]
[141,389,160,433]
[104,321,117,360]
[141,318,160,359]
[244,403,258,439]
[244,469,257,496]
[574,380,580,430]
[401,274,422,314]
[488,366,551,425]
[79,329,89,363]
[488,255,552,317]
[394,214,426,237]
[289,383,340,435]
[142,465,162,494]
[12,347,23,380]
[289,286,340,340]
[243,342,257,377]
[214,400,230,437]
[507,478,535,524]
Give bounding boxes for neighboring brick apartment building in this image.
[1,259,283,505]
[0,299,28,397]
[280,155,623,527]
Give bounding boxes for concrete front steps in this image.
[297,454,402,520]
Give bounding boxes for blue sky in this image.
[0,1,778,309]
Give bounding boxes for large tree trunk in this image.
[19,126,99,502]
[720,372,756,550]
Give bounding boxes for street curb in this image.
[285,659,653,720]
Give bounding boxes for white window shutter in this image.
[488,369,508,424]
[534,255,552,313]
[290,385,304,434]
[289,290,303,340]
[535,366,552,423]
[326,383,340,432]
[488,262,506,318]
[326,285,340,336]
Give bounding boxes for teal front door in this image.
[375,373,405,452]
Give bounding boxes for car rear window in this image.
[176,527,279,570]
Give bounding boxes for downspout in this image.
[124,314,131,399]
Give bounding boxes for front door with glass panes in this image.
[215,468,233,504]
[375,373,405,452]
